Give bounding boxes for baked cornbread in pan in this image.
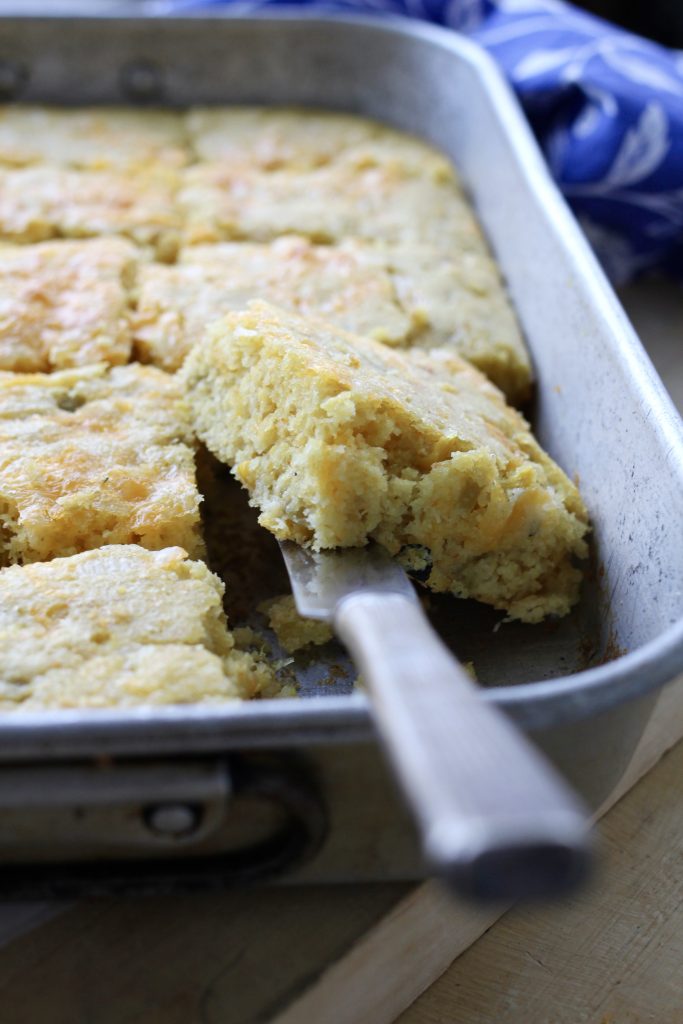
[132,237,530,400]
[0,238,138,372]
[0,363,203,566]
[132,237,410,372]
[0,105,190,170]
[0,545,271,709]
[182,302,588,623]
[0,166,180,259]
[368,243,532,403]
[178,159,485,252]
[186,106,381,169]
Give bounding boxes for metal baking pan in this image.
[0,9,681,895]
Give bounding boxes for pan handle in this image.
[334,591,592,900]
[0,755,327,900]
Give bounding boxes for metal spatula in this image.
[279,540,592,901]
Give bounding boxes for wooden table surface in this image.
[399,737,683,1024]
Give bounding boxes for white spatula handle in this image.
[334,591,591,900]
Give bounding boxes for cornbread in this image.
[187,106,453,174]
[0,106,189,169]
[0,166,180,259]
[260,595,334,654]
[0,545,272,709]
[369,244,532,403]
[132,238,410,371]
[178,160,485,251]
[0,363,203,565]
[182,303,588,623]
[0,238,138,372]
[186,107,381,169]
[132,237,530,400]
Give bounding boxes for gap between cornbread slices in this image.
[181,302,588,624]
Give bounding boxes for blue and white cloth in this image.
[162,0,683,283]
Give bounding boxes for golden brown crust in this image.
[185,107,451,176]
[132,237,410,371]
[0,106,190,170]
[178,159,482,251]
[0,166,181,260]
[0,238,139,372]
[0,363,203,565]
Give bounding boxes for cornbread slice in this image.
[0,545,272,709]
[187,106,453,174]
[0,106,189,169]
[0,167,180,259]
[132,238,410,371]
[186,106,381,169]
[368,244,533,403]
[179,161,485,251]
[136,237,531,401]
[0,238,138,372]
[182,303,588,623]
[0,363,203,565]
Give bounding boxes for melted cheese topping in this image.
[0,238,138,372]
[0,363,203,565]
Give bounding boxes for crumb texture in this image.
[260,595,334,653]
[182,303,587,623]
[0,363,203,565]
[0,545,271,709]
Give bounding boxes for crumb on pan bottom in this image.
[259,595,334,654]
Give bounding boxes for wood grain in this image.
[399,736,683,1024]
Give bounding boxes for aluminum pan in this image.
[0,12,681,755]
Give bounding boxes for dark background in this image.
[580,0,683,47]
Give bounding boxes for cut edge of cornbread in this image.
[182,302,588,624]
[0,545,275,710]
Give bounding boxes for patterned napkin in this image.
[159,0,683,283]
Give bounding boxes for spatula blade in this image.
[278,541,416,621]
